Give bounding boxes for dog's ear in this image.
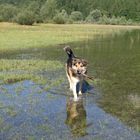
[82,59,88,66]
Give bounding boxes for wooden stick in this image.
[82,73,95,81]
[70,67,94,81]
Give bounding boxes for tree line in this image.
[0,0,140,25]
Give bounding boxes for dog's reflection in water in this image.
[65,98,87,137]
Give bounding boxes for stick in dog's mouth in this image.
[81,73,94,81]
[70,67,94,81]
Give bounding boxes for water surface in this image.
[0,28,140,140]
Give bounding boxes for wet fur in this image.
[64,46,88,101]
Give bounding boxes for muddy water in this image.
[0,29,140,140]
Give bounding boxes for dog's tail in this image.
[63,46,75,58]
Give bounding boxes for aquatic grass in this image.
[26,136,36,140]
[38,124,52,133]
[44,77,65,91]
[0,59,62,71]
[128,94,140,109]
[0,59,63,84]
[0,102,5,109]
[14,84,25,94]
[0,116,12,133]
[5,106,17,117]
[0,86,8,93]
[0,101,17,117]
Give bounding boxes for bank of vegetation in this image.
[0,0,140,25]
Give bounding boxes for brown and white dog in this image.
[64,46,88,101]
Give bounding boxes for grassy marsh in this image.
[0,59,63,84]
[0,23,140,139]
[0,22,140,84]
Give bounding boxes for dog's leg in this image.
[69,82,73,91]
[69,77,73,91]
[79,80,83,95]
[67,74,73,91]
[72,82,78,101]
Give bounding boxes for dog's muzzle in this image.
[77,70,81,75]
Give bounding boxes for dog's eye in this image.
[73,63,76,66]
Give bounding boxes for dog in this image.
[64,46,88,101]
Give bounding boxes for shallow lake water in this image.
[0,29,140,140]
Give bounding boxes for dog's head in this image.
[71,58,88,75]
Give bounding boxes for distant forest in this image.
[0,0,140,25]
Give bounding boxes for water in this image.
[72,30,140,131]
[0,29,140,140]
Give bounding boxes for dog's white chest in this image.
[71,77,80,84]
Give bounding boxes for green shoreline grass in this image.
[0,22,140,84]
[1,22,140,50]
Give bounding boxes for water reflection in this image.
[65,98,87,137]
